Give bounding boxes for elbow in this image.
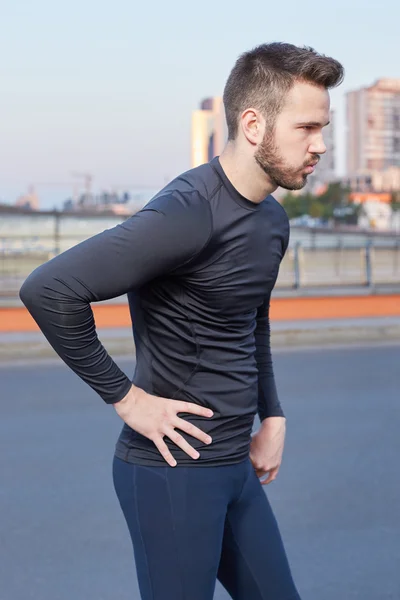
[19,269,43,310]
[19,276,32,308]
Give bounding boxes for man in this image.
[20,42,344,599]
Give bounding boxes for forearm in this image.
[255,297,284,421]
[257,375,284,421]
[19,263,132,404]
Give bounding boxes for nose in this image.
[309,133,326,156]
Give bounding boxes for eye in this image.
[301,126,313,131]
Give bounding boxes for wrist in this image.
[260,415,286,428]
[113,384,139,412]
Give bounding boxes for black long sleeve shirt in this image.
[19,157,290,466]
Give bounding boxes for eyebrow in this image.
[297,120,330,128]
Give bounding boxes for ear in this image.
[240,109,264,146]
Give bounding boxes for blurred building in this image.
[343,166,400,193]
[62,188,156,214]
[15,186,39,211]
[347,78,400,175]
[191,97,228,167]
[349,192,392,205]
[349,192,395,231]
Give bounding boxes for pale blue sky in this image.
[1,0,399,208]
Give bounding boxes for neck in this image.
[218,141,277,204]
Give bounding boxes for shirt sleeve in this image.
[254,294,284,421]
[19,191,213,405]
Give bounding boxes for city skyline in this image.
[2,0,399,209]
[5,75,400,211]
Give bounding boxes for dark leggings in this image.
[112,455,301,600]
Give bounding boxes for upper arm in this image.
[256,294,271,322]
[281,210,290,258]
[20,190,213,304]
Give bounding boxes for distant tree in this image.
[391,191,400,212]
[319,182,349,206]
[281,182,352,222]
[309,201,323,218]
[280,192,304,219]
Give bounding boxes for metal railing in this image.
[277,242,400,289]
[1,210,399,298]
[1,239,400,298]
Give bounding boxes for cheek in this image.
[276,131,307,163]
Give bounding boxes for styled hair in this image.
[223,42,344,139]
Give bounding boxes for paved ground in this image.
[1,344,400,600]
[1,316,400,342]
[2,316,400,363]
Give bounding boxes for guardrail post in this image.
[293,241,302,289]
[335,239,343,276]
[365,240,373,288]
[54,211,61,256]
[395,240,400,276]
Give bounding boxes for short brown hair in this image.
[223,42,344,140]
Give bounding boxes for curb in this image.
[1,324,399,362]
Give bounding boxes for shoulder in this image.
[262,194,290,254]
[264,194,289,223]
[138,189,213,257]
[147,162,221,205]
[143,189,212,231]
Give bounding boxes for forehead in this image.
[280,81,330,121]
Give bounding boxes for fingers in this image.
[153,400,213,466]
[164,428,201,460]
[173,417,212,446]
[173,400,214,419]
[153,437,177,468]
[258,467,279,485]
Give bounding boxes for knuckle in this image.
[155,425,165,437]
[162,406,172,421]
[171,401,184,415]
[172,432,182,444]
[172,400,182,412]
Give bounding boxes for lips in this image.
[303,164,316,174]
[303,160,319,174]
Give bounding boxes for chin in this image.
[279,176,307,191]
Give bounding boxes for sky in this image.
[1,0,399,209]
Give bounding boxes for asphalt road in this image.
[1,344,399,600]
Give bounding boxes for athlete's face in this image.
[254,81,330,191]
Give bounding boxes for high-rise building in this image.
[347,78,400,175]
[191,97,228,167]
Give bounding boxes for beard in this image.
[254,130,319,191]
